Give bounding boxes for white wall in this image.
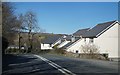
[65,22,119,59]
[41,43,53,50]
[94,23,119,58]
[66,39,84,53]
[58,40,70,48]
[85,38,90,44]
[118,23,120,58]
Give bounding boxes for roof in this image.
[62,42,74,49]
[83,20,117,38]
[65,35,72,41]
[41,35,62,44]
[73,28,90,36]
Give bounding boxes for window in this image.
[89,38,94,43]
[76,50,79,53]
[49,43,52,47]
[84,38,86,42]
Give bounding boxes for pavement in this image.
[2,54,119,75]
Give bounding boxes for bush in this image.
[52,44,66,54]
[54,48,66,54]
[81,44,99,54]
[81,44,100,59]
[2,37,9,55]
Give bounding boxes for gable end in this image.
[96,21,118,37]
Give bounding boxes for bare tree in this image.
[2,2,21,45]
[24,11,38,52]
[2,3,45,54]
[17,14,26,51]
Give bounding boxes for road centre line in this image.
[34,55,76,75]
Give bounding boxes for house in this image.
[57,35,72,48]
[63,20,119,61]
[41,35,62,50]
[73,28,90,37]
[41,20,119,61]
[62,37,81,53]
[82,20,120,61]
[7,45,19,49]
[61,28,90,53]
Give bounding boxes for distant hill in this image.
[13,31,66,46]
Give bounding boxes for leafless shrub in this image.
[81,44,100,59]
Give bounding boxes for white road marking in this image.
[34,55,76,75]
[30,68,41,73]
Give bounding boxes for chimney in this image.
[63,35,66,39]
[71,36,75,42]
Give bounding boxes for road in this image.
[2,54,119,75]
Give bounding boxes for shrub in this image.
[2,37,9,55]
[54,48,66,54]
[52,44,66,54]
[81,44,100,59]
[81,44,99,54]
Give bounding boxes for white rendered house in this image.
[58,40,70,48]
[62,28,90,53]
[64,20,119,61]
[82,20,120,60]
[41,35,62,50]
[57,35,72,48]
[41,43,53,50]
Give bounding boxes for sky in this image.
[13,2,118,34]
[3,0,120,2]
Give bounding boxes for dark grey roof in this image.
[66,35,72,41]
[62,42,74,49]
[41,35,62,44]
[73,28,90,36]
[83,20,116,38]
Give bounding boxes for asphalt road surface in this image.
[2,54,119,75]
